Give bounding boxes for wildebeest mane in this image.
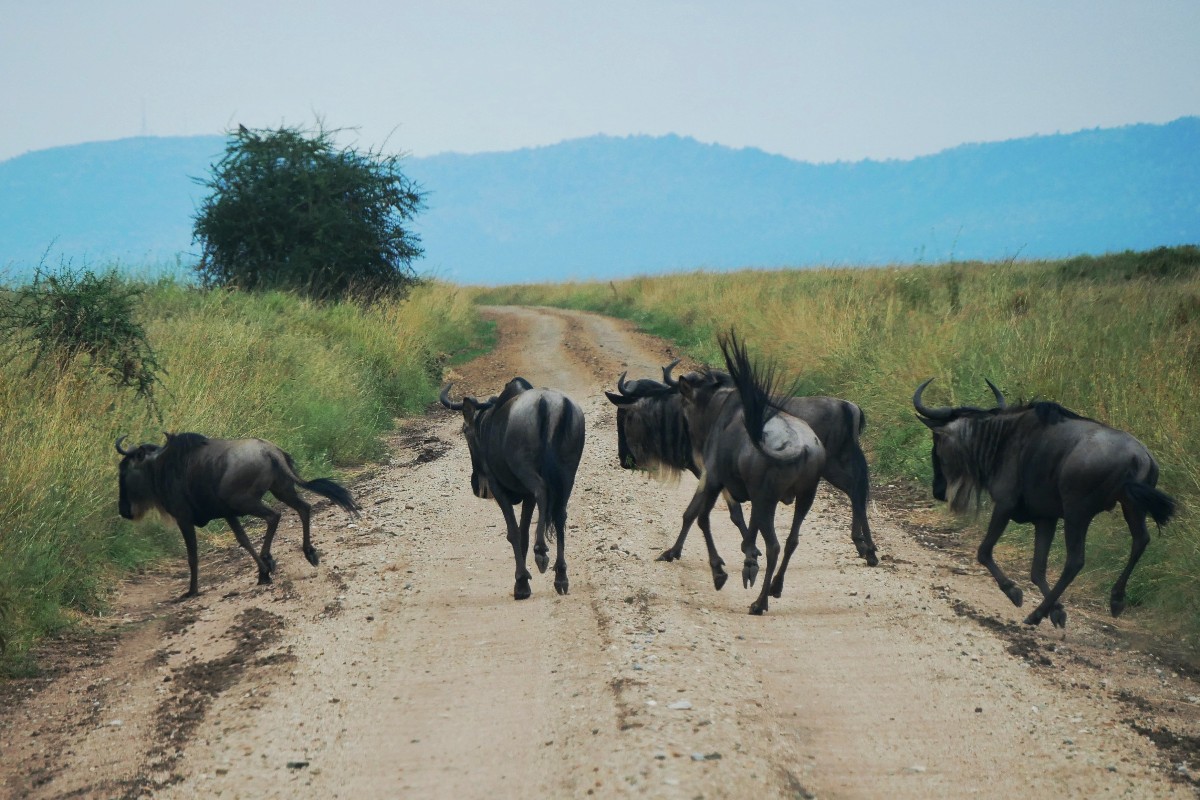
[1026,400,1092,426]
[718,329,797,445]
[164,432,211,454]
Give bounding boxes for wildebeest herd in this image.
[116,329,1176,627]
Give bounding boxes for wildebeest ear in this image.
[605,391,640,406]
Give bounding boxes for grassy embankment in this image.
[0,278,486,672]
[477,246,1200,644]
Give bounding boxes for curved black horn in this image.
[661,358,681,388]
[984,378,1007,409]
[439,383,464,411]
[913,378,955,420]
[616,371,631,395]
[114,435,132,455]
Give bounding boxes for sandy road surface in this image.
[2,306,1198,799]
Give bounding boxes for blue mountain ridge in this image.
[1,119,1197,284]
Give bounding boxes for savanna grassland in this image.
[0,279,485,671]
[477,246,1200,646]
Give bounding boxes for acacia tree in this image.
[193,123,425,300]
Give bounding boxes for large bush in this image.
[193,123,425,300]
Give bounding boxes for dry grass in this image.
[477,251,1200,643]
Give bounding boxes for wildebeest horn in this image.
[661,358,681,388]
[439,383,464,411]
[913,378,955,420]
[114,435,132,455]
[985,378,1007,409]
[616,371,631,395]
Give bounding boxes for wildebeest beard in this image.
[936,428,988,514]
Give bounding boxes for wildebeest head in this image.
[604,360,682,471]
[912,378,1007,511]
[115,434,165,520]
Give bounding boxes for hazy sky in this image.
[3,1,1199,164]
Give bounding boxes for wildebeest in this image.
[116,432,361,598]
[606,360,878,572]
[672,332,825,615]
[440,378,585,600]
[913,379,1177,627]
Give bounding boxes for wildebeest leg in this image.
[670,482,727,590]
[226,516,274,586]
[976,507,1023,607]
[498,497,532,600]
[659,488,753,565]
[270,484,317,569]
[552,501,569,595]
[770,484,818,599]
[823,452,879,566]
[1109,502,1151,618]
[1029,518,1067,628]
[749,502,780,615]
[178,522,201,599]
[526,482,552,575]
[1025,514,1089,626]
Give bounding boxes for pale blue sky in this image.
[3,1,1199,164]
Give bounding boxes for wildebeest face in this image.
[116,440,162,520]
[920,418,978,513]
[460,400,494,500]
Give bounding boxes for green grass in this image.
[0,278,484,672]
[475,246,1200,646]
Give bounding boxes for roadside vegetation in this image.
[477,245,1200,646]
[0,272,482,672]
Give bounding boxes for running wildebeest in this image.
[672,332,825,615]
[116,432,361,598]
[606,360,879,570]
[440,378,585,600]
[913,378,1177,627]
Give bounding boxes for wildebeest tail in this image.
[719,328,794,446]
[300,477,362,517]
[280,451,361,517]
[1124,480,1177,528]
[540,396,577,535]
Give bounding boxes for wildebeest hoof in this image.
[769,578,785,599]
[1003,584,1024,607]
[656,548,680,562]
[749,601,767,615]
[1110,597,1126,617]
[174,589,200,603]
[514,579,532,600]
[554,578,569,595]
[304,547,320,568]
[1022,610,1044,626]
[257,572,273,586]
[742,560,759,589]
[263,554,278,574]
[1050,606,1068,628]
[535,551,550,574]
[713,570,728,591]
[865,550,879,567]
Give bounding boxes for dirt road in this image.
[2,306,1198,799]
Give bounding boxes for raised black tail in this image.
[301,477,362,518]
[1125,481,1177,528]
[719,328,794,446]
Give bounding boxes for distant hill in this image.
[2,119,1198,284]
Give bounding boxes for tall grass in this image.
[477,247,1200,644]
[0,278,482,672]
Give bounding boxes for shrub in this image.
[0,264,164,408]
[193,123,426,301]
